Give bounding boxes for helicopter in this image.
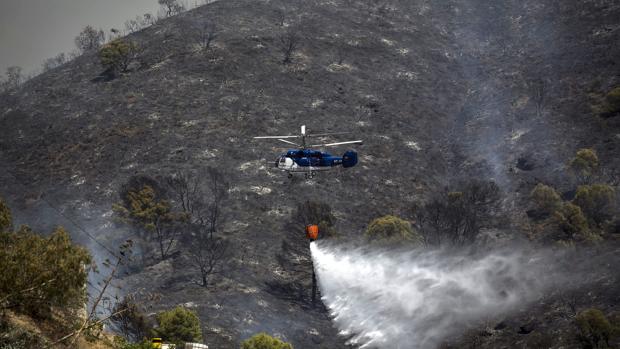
[254,125,363,179]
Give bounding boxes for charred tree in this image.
[268,201,335,307]
[278,29,300,64]
[109,294,152,342]
[168,168,230,288]
[191,222,228,288]
[158,0,184,17]
[181,18,218,52]
[196,21,218,51]
[113,175,185,261]
[415,180,502,246]
[530,78,547,117]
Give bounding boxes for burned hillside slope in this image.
[1,0,619,348]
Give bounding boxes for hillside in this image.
[1,0,619,348]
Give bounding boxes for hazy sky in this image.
[0,0,164,76]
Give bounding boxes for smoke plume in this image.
[311,241,561,349]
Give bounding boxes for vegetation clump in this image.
[99,39,139,76]
[113,176,187,260]
[241,333,294,349]
[569,148,599,184]
[530,183,562,217]
[0,196,12,232]
[365,215,423,245]
[0,316,48,348]
[575,308,615,348]
[553,203,597,242]
[596,86,620,118]
[0,225,91,318]
[573,184,615,227]
[527,146,620,244]
[114,185,173,230]
[152,306,202,346]
[112,336,153,349]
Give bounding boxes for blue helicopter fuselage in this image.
[275,149,358,172]
[284,149,340,167]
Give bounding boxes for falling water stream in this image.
[311,241,558,349]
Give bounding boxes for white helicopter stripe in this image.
[284,166,332,173]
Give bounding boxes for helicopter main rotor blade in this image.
[253,135,300,139]
[277,139,301,147]
[306,132,352,137]
[310,140,364,147]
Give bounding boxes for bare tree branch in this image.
[60,241,133,347]
[168,168,231,288]
[0,279,56,308]
[278,29,301,64]
[416,180,502,246]
[51,307,129,347]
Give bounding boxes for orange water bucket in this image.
[305,224,319,240]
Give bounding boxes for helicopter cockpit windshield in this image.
[275,156,283,167]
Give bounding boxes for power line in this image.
[87,280,122,303]
[0,158,120,259]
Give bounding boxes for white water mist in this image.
[311,241,557,349]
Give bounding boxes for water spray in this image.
[311,241,558,349]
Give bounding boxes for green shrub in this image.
[0,226,91,318]
[525,331,555,348]
[113,185,173,229]
[0,316,48,348]
[597,87,620,118]
[575,308,613,348]
[241,333,293,349]
[0,196,12,232]
[112,336,152,349]
[99,39,138,74]
[569,149,599,183]
[531,183,562,216]
[573,184,615,227]
[553,203,593,241]
[365,215,423,245]
[113,183,187,260]
[152,306,202,345]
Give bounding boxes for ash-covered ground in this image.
[1,0,619,348]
